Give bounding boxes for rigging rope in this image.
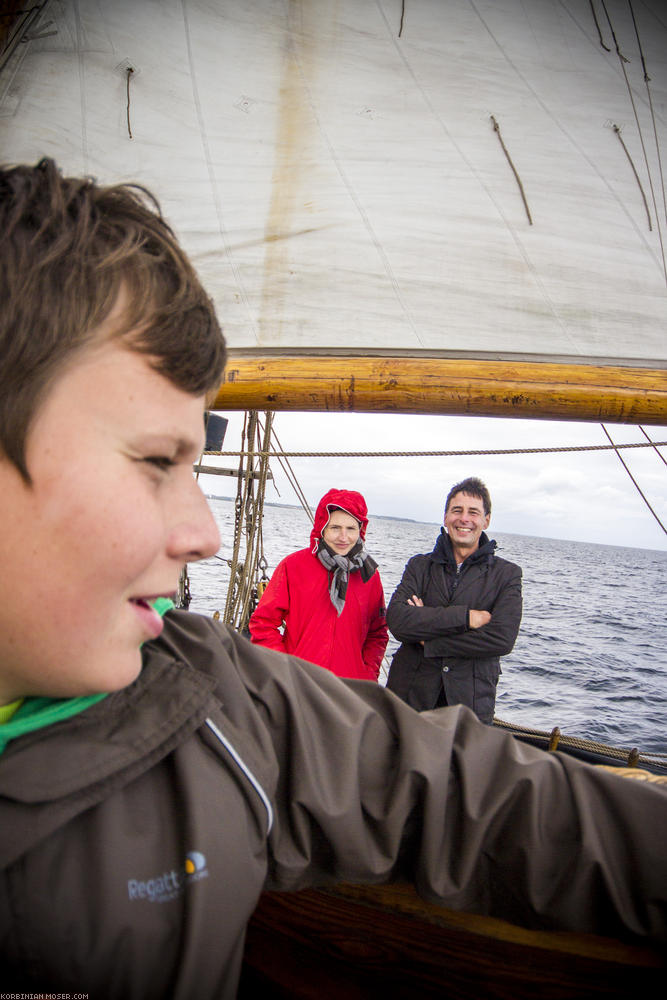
[601,424,667,535]
[601,0,667,284]
[258,415,314,523]
[209,439,666,460]
[490,115,533,225]
[627,0,667,230]
[125,66,134,140]
[613,123,652,230]
[222,412,252,624]
[237,412,273,626]
[210,431,666,549]
[221,412,275,632]
[641,425,667,467]
[589,0,611,51]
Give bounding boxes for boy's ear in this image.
[204,384,222,408]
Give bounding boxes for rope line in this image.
[599,0,630,62]
[613,124,652,230]
[494,718,667,770]
[627,0,667,230]
[216,412,276,630]
[490,115,533,225]
[207,439,667,460]
[589,0,611,51]
[602,0,667,283]
[222,412,254,625]
[258,415,314,523]
[237,413,273,626]
[601,424,666,535]
[640,426,667,467]
[125,66,133,139]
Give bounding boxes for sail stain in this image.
[259,2,330,347]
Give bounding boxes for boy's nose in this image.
[168,483,220,562]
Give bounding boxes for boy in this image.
[1,160,665,997]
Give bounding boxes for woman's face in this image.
[322,510,361,556]
[0,338,220,703]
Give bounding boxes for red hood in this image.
[310,488,369,551]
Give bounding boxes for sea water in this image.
[187,497,667,756]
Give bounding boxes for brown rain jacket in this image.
[1,610,665,998]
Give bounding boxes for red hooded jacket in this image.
[248,489,388,680]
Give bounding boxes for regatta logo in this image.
[127,851,209,903]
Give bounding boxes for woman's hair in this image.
[0,158,227,481]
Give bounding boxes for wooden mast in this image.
[213,354,667,425]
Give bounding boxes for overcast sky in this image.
[196,411,667,553]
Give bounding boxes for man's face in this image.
[444,491,490,556]
[322,510,361,556]
[0,339,220,703]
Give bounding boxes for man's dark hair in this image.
[445,477,492,517]
[0,158,227,481]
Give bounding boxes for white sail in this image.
[1,0,666,372]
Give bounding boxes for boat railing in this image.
[494,718,667,776]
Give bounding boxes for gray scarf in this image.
[316,539,378,616]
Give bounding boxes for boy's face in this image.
[0,339,220,703]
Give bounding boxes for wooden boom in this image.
[213,355,667,424]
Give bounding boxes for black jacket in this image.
[386,530,522,722]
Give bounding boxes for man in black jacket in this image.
[386,477,522,722]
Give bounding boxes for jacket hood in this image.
[310,488,369,551]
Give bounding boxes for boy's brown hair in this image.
[0,158,227,481]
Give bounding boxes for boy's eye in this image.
[144,455,175,472]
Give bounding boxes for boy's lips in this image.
[129,597,166,639]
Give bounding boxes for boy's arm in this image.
[218,625,666,946]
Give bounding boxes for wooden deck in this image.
[240,882,665,999]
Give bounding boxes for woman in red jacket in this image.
[249,488,388,680]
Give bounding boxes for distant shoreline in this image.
[204,493,667,554]
[205,494,429,526]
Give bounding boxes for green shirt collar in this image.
[0,598,174,755]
